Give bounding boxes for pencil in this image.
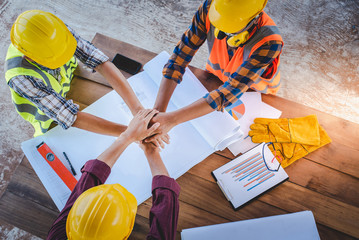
[63,152,77,176]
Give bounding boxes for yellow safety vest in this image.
[4,44,78,137]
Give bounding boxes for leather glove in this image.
[249,115,320,145]
[269,125,332,168]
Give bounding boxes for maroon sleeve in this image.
[47,159,111,240]
[147,175,181,240]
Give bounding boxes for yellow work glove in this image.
[249,115,321,145]
[269,125,332,168]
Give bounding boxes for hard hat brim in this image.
[208,0,267,34]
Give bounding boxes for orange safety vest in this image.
[205,12,283,95]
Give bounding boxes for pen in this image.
[63,152,77,176]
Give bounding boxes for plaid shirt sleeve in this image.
[203,40,283,111]
[162,0,211,83]
[66,25,109,70]
[8,75,79,129]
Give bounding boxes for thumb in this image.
[147,122,160,135]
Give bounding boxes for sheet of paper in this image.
[21,51,249,210]
[181,211,320,240]
[144,51,243,150]
[21,137,73,209]
[22,71,213,211]
[228,99,282,155]
[212,143,288,209]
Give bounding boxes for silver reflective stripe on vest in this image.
[5,57,52,87]
[207,60,223,73]
[243,25,280,61]
[207,60,237,79]
[14,102,50,122]
[5,56,22,72]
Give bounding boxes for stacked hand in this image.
[121,109,161,142]
[98,109,161,168]
[122,109,175,149]
[144,112,177,146]
[139,138,169,177]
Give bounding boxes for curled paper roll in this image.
[214,126,244,151]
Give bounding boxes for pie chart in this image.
[226,99,245,120]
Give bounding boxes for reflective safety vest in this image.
[205,12,283,94]
[4,44,78,137]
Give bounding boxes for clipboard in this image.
[212,143,289,210]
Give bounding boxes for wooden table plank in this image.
[180,170,359,238]
[259,182,359,238]
[137,197,231,230]
[66,76,112,107]
[176,171,359,239]
[177,172,289,221]
[285,159,359,207]
[6,163,58,211]
[190,152,359,209]
[0,191,57,238]
[0,157,59,239]
[316,224,357,240]
[189,150,359,237]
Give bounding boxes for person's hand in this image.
[139,141,160,156]
[121,109,160,142]
[144,112,177,143]
[145,113,171,148]
[145,133,170,149]
[139,141,169,177]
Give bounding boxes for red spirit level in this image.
[36,142,77,191]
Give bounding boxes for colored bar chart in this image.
[213,143,288,209]
[222,152,275,191]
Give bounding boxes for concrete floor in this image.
[0,0,358,238]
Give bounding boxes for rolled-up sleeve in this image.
[47,159,111,240]
[162,0,210,84]
[8,75,79,129]
[203,41,283,111]
[147,175,180,240]
[66,25,109,70]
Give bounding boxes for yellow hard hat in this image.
[208,0,267,34]
[66,184,137,240]
[10,10,77,69]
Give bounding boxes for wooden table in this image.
[1,33,358,239]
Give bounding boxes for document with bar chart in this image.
[212,143,288,210]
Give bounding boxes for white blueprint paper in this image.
[21,52,242,210]
[144,51,243,150]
